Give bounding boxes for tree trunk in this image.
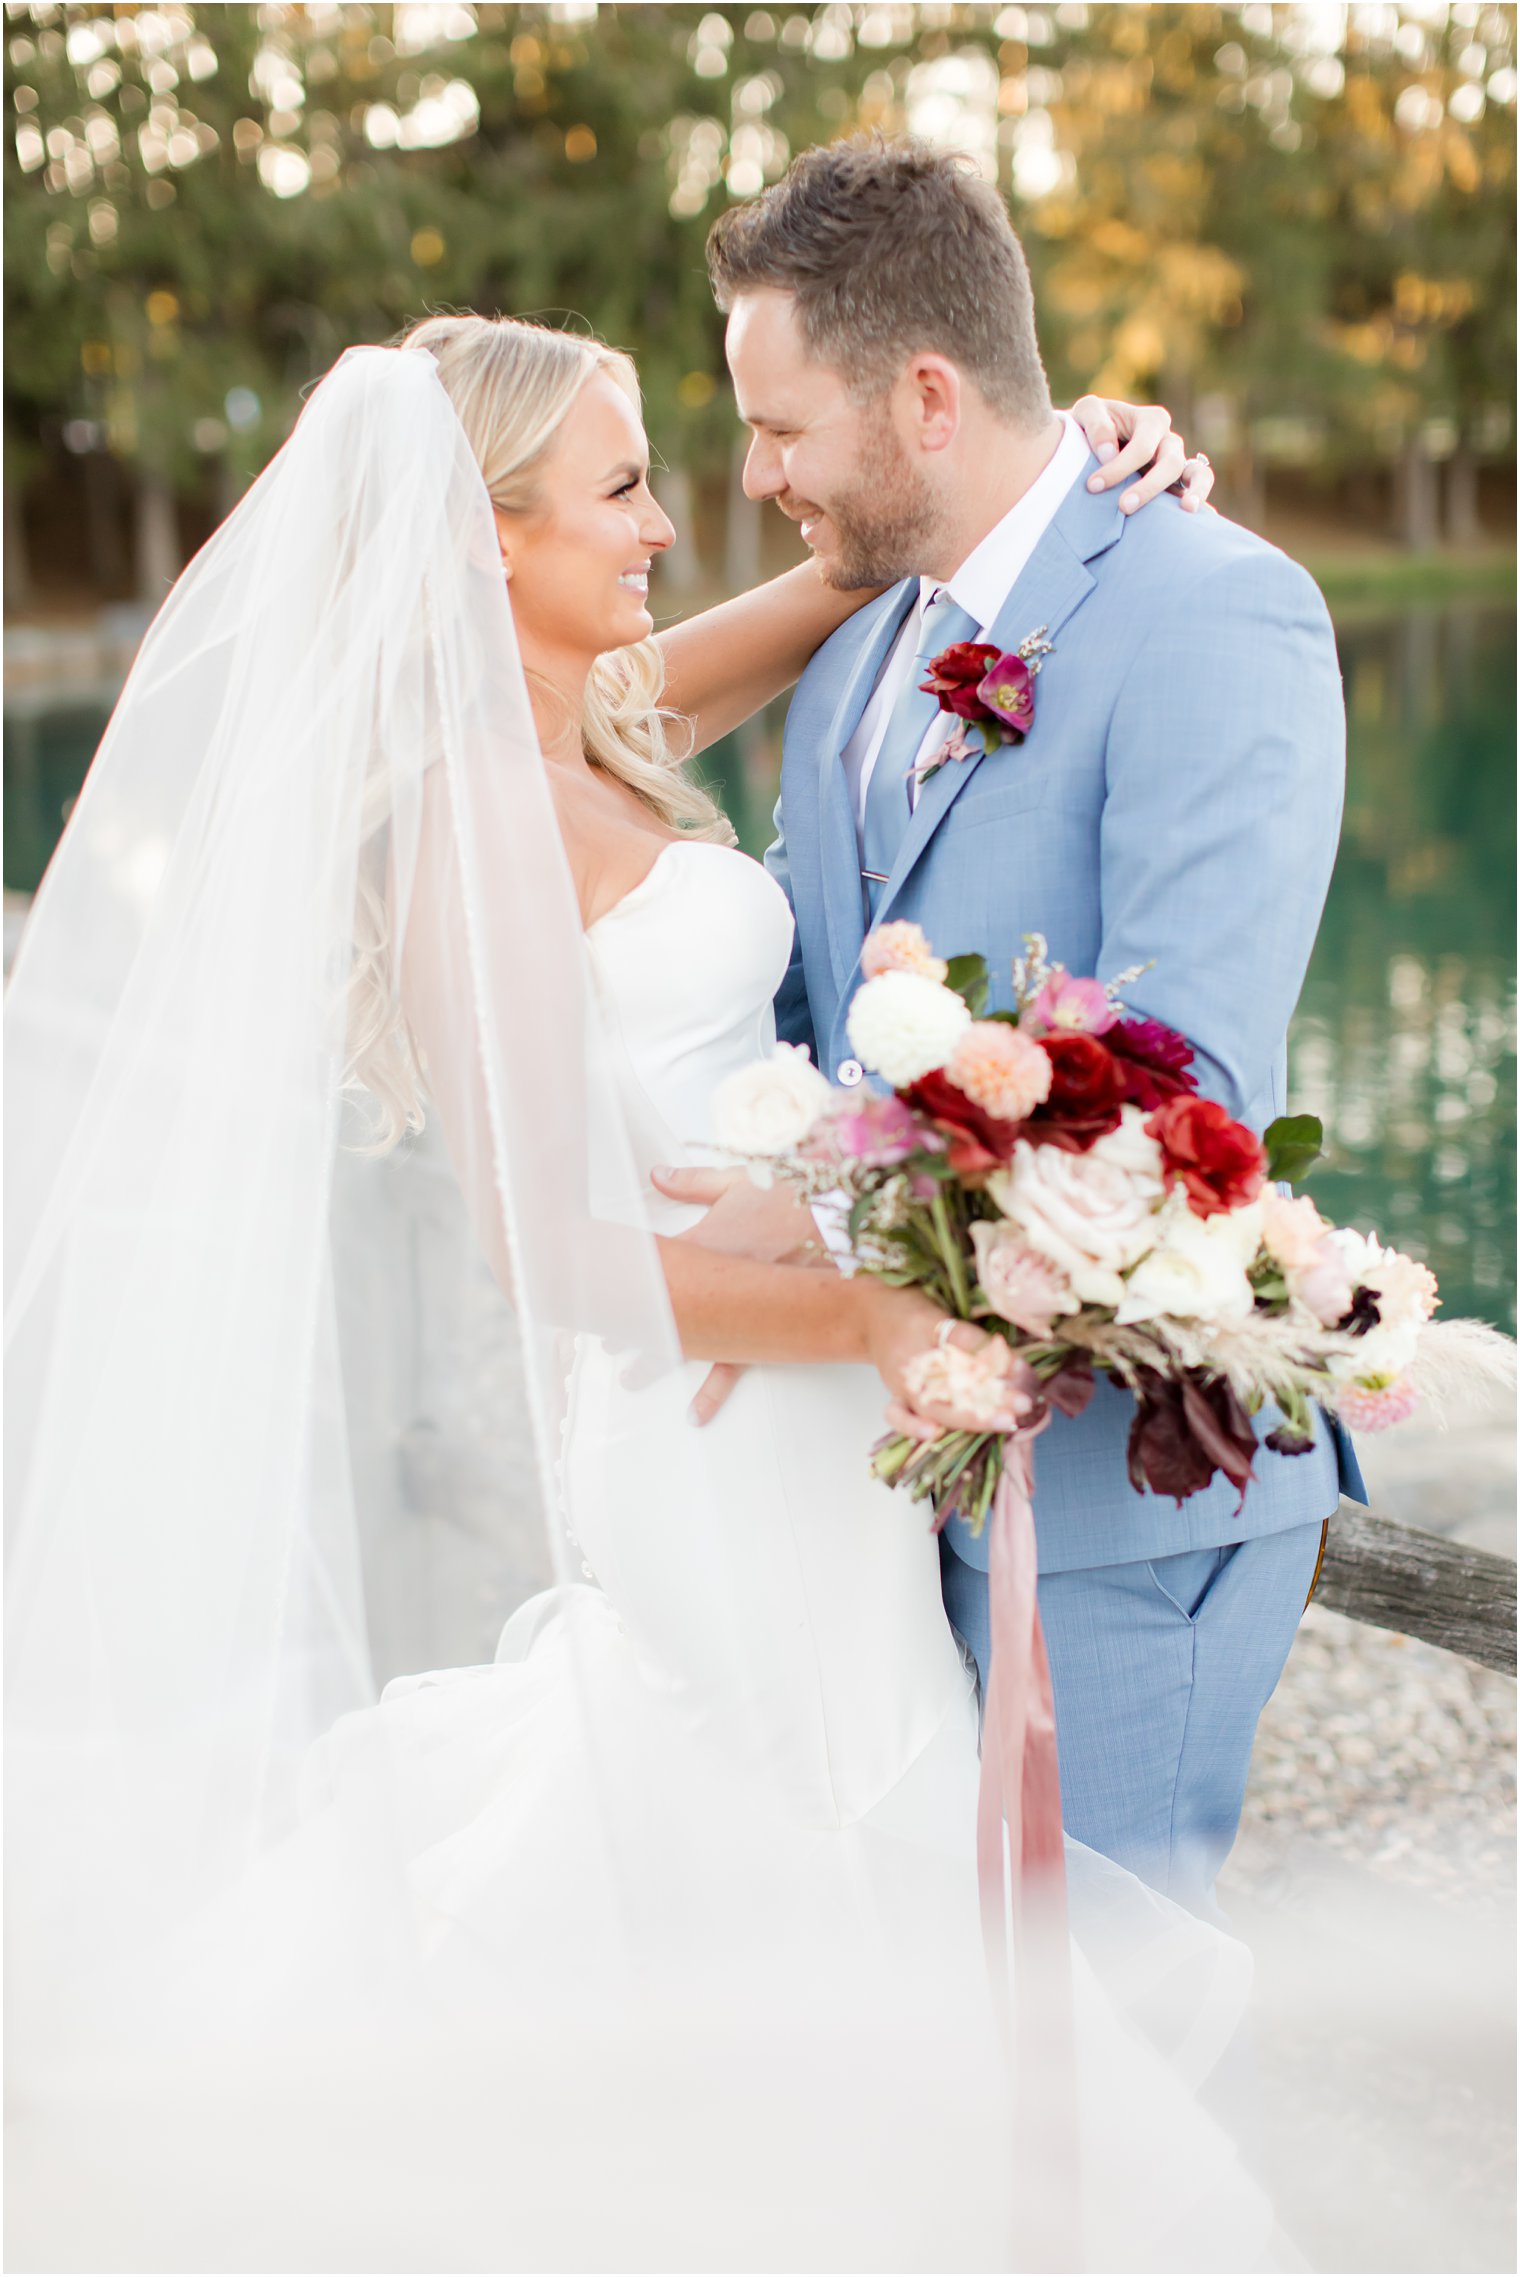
[83,450,128,592]
[134,465,181,605]
[1232,445,1266,533]
[652,463,701,601]
[4,478,34,616]
[724,434,762,597]
[1396,436,1439,552]
[722,439,769,848]
[215,457,246,528]
[1445,444,1483,548]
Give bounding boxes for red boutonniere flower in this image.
[914,625,1055,786]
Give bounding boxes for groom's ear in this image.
[900,355,962,456]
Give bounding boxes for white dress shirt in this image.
[841,412,1093,845]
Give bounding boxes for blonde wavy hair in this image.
[348,313,735,1148]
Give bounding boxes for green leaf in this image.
[1263,1113,1323,1186]
[944,954,989,1018]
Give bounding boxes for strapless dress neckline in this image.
[586,835,751,938]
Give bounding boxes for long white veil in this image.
[4,342,682,2036]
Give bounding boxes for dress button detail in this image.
[837,1058,864,1087]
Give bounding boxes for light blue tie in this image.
[860,590,980,919]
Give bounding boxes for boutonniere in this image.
[911,626,1055,787]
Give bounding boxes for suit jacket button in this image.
[837,1058,864,1087]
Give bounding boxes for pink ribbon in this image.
[975,1418,1068,1984]
[976,1419,1084,2269]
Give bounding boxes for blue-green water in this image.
[1290,604,1516,1336]
[7,599,1515,1331]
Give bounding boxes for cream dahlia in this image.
[846,970,972,1089]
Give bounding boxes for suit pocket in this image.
[1145,1544,1236,1624]
[953,774,1052,829]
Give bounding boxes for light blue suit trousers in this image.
[769,466,1362,1911]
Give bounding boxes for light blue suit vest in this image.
[767,463,1359,1575]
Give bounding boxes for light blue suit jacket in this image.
[768,463,1358,1575]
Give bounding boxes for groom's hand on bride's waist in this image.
[651,1165,833,1424]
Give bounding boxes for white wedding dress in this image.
[364,839,982,1915]
[284,837,1276,2272]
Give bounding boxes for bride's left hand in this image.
[651,1164,830,1425]
[1068,396,1215,516]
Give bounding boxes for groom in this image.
[698,138,1362,1922]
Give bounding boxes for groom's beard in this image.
[805,408,949,590]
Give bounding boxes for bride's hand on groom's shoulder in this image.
[1068,396,1216,518]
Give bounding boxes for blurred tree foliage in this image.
[4,0,1515,601]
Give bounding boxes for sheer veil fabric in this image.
[7,346,1285,2272]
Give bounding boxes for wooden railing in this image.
[1318,1496,1517,1675]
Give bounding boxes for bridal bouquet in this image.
[713,923,1445,1538]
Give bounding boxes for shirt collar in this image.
[921,412,1093,632]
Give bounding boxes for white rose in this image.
[845,970,972,1088]
[1085,1104,1166,1192]
[1114,1202,1255,1326]
[711,1044,834,1156]
[988,1136,1161,1309]
[1210,1195,1266,1268]
[1326,1225,1377,1283]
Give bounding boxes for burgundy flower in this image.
[1337,1285,1382,1337]
[1105,1017,1197,1109]
[918,640,1001,723]
[975,652,1035,739]
[902,1067,1023,1175]
[1146,1095,1265,1219]
[1044,1352,1096,1419]
[1126,1367,1258,1510]
[1021,1031,1125,1153]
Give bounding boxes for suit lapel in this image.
[815,580,918,997]
[874,477,1126,924]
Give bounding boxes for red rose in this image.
[1022,1031,1125,1153]
[918,640,1001,723]
[1145,1095,1265,1218]
[1105,1017,1197,1109]
[902,1067,1022,1173]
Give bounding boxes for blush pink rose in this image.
[1260,1190,1331,1273]
[860,921,949,985]
[970,1220,1079,1334]
[1293,1241,1355,1327]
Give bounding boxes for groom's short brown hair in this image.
[706,137,1051,427]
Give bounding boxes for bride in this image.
[6,320,1273,2272]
